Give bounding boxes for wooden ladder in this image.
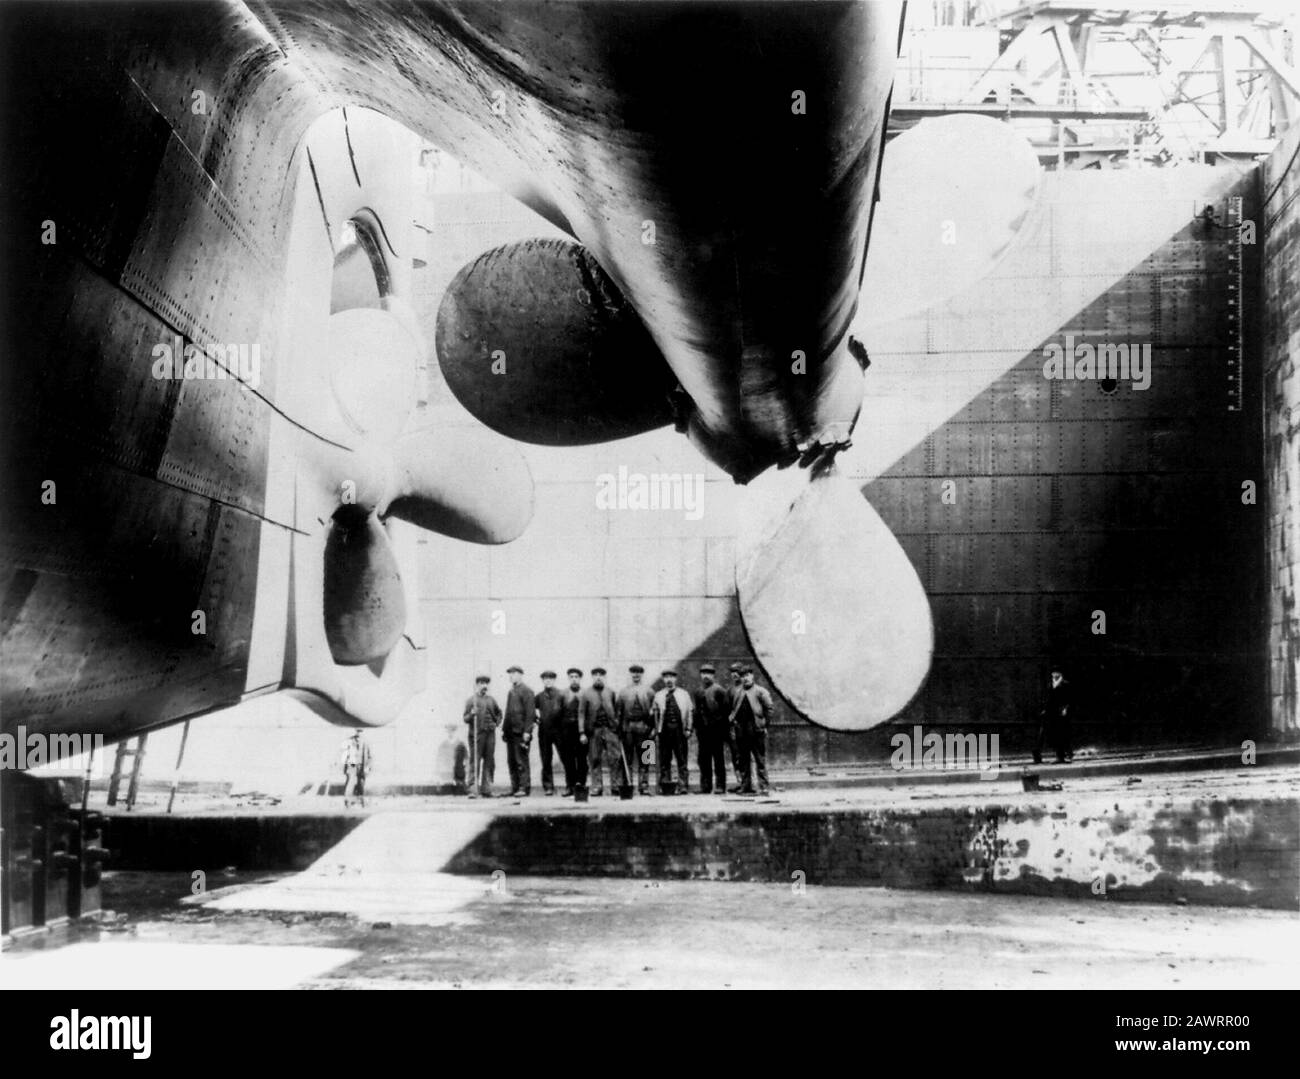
[107,734,148,810]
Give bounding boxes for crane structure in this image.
[892,2,1299,166]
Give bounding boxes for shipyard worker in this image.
[434,721,468,795]
[727,662,744,701]
[1033,664,1075,765]
[729,667,774,795]
[535,670,566,795]
[581,667,620,796]
[694,664,729,794]
[560,668,587,795]
[503,665,537,797]
[464,675,502,798]
[726,662,746,787]
[616,664,656,795]
[652,669,693,794]
[340,730,372,808]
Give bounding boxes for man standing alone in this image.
[463,675,502,798]
[340,730,372,808]
[1033,664,1074,764]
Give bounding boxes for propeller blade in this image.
[323,508,408,666]
[382,426,535,545]
[434,238,679,445]
[736,468,933,731]
[859,113,1041,326]
[303,423,535,545]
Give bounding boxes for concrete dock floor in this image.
[4,757,1296,989]
[2,872,1297,990]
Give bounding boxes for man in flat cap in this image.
[534,670,566,795]
[463,675,502,798]
[503,665,537,797]
[726,662,746,790]
[559,667,587,796]
[730,666,775,795]
[652,669,693,794]
[616,664,656,795]
[694,664,729,795]
[581,667,620,796]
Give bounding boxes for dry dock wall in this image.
[102,793,1299,910]
[1263,125,1300,741]
[442,797,1298,910]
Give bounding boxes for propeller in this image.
[309,424,534,666]
[310,308,535,667]
[730,116,1041,728]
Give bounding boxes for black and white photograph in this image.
[0,0,1297,1031]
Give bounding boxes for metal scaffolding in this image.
[892,2,1299,166]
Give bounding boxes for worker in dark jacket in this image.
[652,669,694,794]
[1033,665,1074,764]
[726,661,745,787]
[694,663,730,794]
[560,667,587,795]
[534,670,566,795]
[503,665,536,796]
[581,667,620,796]
[729,667,775,795]
[464,675,502,797]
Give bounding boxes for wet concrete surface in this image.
[3,870,1296,990]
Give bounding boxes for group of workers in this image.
[462,662,777,798]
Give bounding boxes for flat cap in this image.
[728,662,744,673]
[566,667,583,677]
[541,669,557,679]
[699,663,716,674]
[506,665,523,674]
[629,664,644,673]
[475,675,491,684]
[590,666,607,675]
[661,668,678,678]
